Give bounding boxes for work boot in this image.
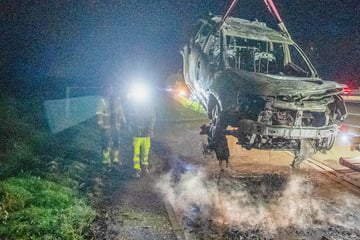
[219,160,229,171]
[143,166,150,174]
[134,169,141,178]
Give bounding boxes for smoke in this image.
[156,169,360,233]
[324,193,360,230]
[156,170,213,215]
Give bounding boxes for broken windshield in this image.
[223,35,314,77]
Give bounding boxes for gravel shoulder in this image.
[90,95,207,239]
[90,133,178,239]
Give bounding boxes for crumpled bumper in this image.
[240,120,338,139]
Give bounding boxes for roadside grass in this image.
[156,94,207,122]
[176,95,205,114]
[0,176,95,239]
[0,88,206,239]
[0,96,98,239]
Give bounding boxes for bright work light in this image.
[127,82,150,102]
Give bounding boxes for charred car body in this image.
[182,15,347,167]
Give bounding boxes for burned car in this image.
[182,15,347,167]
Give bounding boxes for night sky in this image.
[1,0,359,92]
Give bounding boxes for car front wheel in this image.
[208,103,229,161]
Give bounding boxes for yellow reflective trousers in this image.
[133,137,151,170]
[102,148,119,165]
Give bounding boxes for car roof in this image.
[211,16,294,44]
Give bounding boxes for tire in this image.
[322,135,336,151]
[209,103,229,161]
[319,118,336,151]
[210,103,220,138]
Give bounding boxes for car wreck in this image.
[182,3,347,167]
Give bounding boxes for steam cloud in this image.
[155,169,360,233]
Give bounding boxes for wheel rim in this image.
[210,104,220,138]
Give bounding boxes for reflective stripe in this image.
[133,138,141,169]
[134,154,140,162]
[102,150,111,164]
[113,150,119,162]
[142,137,151,165]
[134,161,141,170]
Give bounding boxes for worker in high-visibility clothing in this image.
[126,99,156,178]
[97,85,126,166]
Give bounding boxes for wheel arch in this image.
[207,91,223,119]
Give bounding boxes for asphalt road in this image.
[344,100,360,126]
[159,119,360,240]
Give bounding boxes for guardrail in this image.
[342,90,360,102]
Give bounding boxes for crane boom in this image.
[218,0,239,30]
[264,0,291,38]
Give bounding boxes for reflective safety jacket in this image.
[97,96,126,130]
[126,103,156,137]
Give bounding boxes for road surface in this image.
[91,95,360,239]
